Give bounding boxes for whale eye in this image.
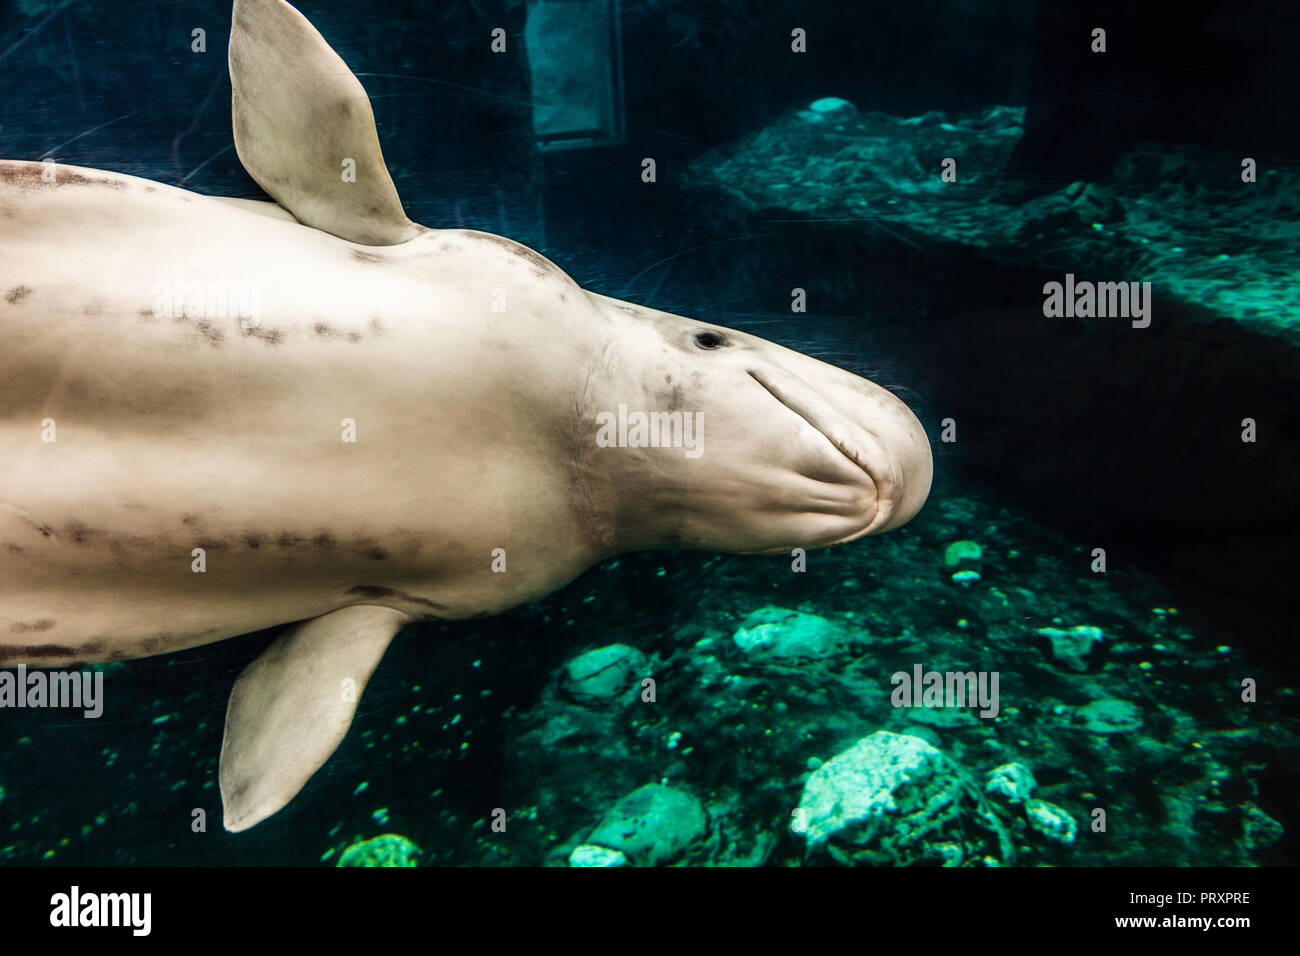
[694,331,726,350]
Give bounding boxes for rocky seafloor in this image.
[685,99,1300,342]
[1,476,1291,866]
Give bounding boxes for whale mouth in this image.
[749,368,902,540]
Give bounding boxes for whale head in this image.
[580,294,933,555]
[225,0,933,560]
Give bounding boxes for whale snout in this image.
[750,360,933,543]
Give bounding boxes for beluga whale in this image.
[0,0,933,831]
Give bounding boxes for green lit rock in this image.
[688,110,1300,340]
[1240,804,1284,851]
[809,97,856,114]
[1036,625,1105,672]
[1026,799,1077,844]
[336,834,421,867]
[943,540,983,568]
[796,731,1012,866]
[561,643,648,706]
[732,607,851,660]
[1074,699,1144,734]
[585,784,706,866]
[568,844,628,867]
[904,704,978,728]
[985,763,1037,804]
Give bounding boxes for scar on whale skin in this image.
[5,285,32,305]
[0,644,77,663]
[347,585,447,612]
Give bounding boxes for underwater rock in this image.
[985,763,1037,804]
[1016,181,1127,238]
[904,705,978,729]
[731,607,852,661]
[797,97,857,125]
[943,540,983,568]
[336,834,421,867]
[568,844,628,867]
[944,540,984,585]
[689,109,1300,339]
[1074,699,1144,734]
[561,644,649,706]
[796,731,1012,866]
[1036,625,1105,673]
[809,97,856,115]
[1239,804,1284,851]
[1025,800,1077,845]
[584,784,707,866]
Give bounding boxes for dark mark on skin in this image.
[664,384,686,413]
[358,543,389,561]
[0,163,124,190]
[312,533,337,551]
[276,532,304,549]
[313,323,363,343]
[241,326,284,345]
[141,637,160,653]
[83,299,105,316]
[0,644,76,661]
[350,249,384,264]
[196,320,225,347]
[5,285,32,305]
[145,186,156,192]
[10,619,55,633]
[347,586,446,611]
[8,544,23,553]
[243,534,262,549]
[64,522,99,545]
[195,538,230,552]
[181,514,199,526]
[78,640,104,656]
[368,317,384,336]
[138,307,155,318]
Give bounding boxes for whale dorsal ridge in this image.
[229,0,423,246]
